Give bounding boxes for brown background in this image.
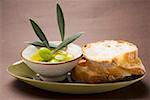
[0,0,150,99]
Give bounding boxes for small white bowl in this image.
[21,41,83,81]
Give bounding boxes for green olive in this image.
[54,54,65,61]
[38,47,52,61]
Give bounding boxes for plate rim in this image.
[7,60,145,86]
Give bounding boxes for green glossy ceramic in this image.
[7,61,145,94]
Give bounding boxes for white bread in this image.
[83,40,138,67]
[72,40,145,83]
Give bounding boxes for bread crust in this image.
[72,58,145,83]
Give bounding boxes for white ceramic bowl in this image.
[21,41,82,81]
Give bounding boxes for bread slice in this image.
[72,58,145,83]
[72,40,145,83]
[83,40,138,67]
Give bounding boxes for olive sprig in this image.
[28,3,82,57]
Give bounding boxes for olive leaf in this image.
[28,41,45,47]
[52,32,82,54]
[57,3,65,41]
[27,41,57,48]
[29,19,50,48]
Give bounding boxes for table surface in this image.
[0,0,150,99]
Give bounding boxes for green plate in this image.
[7,61,145,94]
